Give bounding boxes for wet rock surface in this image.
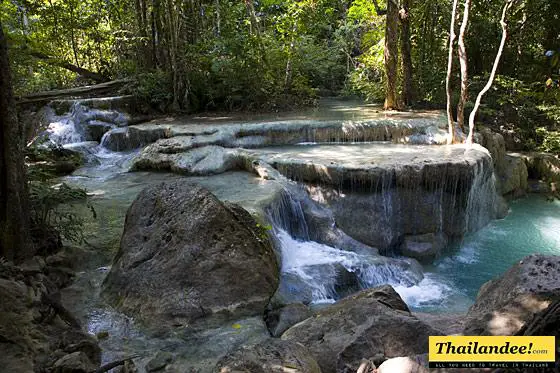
[101,181,279,332]
[281,285,440,373]
[464,254,560,336]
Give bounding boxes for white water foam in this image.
[47,118,84,144]
[276,229,454,306]
[394,274,453,307]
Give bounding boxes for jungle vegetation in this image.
[1,0,559,260]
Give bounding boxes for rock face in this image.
[498,154,528,197]
[214,339,322,373]
[265,303,312,337]
[281,285,441,373]
[464,255,560,336]
[0,259,101,373]
[102,181,279,331]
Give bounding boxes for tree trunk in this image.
[0,22,33,262]
[399,0,414,107]
[456,0,471,132]
[445,0,459,144]
[466,0,514,145]
[384,0,399,110]
[284,21,297,93]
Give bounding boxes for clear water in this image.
[412,195,560,312]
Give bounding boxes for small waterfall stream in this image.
[264,187,456,307]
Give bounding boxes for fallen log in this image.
[16,79,131,105]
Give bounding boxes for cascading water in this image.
[465,156,499,233]
[265,187,456,307]
[43,98,130,147]
[46,102,89,144]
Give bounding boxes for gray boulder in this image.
[102,181,279,332]
[265,303,312,337]
[464,255,560,336]
[214,339,321,373]
[399,232,448,262]
[498,154,528,197]
[281,285,440,373]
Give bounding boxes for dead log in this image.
[16,79,131,105]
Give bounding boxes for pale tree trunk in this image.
[284,22,297,93]
[165,0,181,111]
[445,0,459,144]
[384,0,399,110]
[456,0,471,132]
[399,0,414,107]
[466,0,514,145]
[0,22,33,262]
[215,0,221,35]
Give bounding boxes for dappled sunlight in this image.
[487,296,551,335]
[258,143,486,170]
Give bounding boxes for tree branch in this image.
[466,0,515,145]
[20,47,108,83]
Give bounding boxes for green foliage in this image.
[536,128,560,154]
[255,222,273,241]
[26,142,83,180]
[463,75,560,151]
[26,143,94,244]
[125,70,173,111]
[29,182,95,244]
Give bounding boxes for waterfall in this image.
[44,99,128,147]
[264,186,451,307]
[46,102,88,145]
[265,187,310,241]
[465,156,499,233]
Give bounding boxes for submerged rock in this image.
[214,339,322,373]
[146,351,174,372]
[101,181,279,332]
[281,285,440,373]
[464,254,560,336]
[399,232,448,262]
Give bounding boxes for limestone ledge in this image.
[102,115,450,151]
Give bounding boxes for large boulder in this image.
[464,255,560,336]
[477,127,506,172]
[281,285,441,373]
[102,181,279,332]
[497,154,528,197]
[214,339,321,373]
